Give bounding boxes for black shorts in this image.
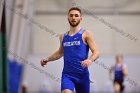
[114,80,124,92]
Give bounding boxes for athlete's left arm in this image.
[81,30,100,68]
[123,64,128,76]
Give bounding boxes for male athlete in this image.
[109,54,128,93]
[40,7,100,93]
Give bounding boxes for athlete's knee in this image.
[114,82,121,93]
[62,89,73,93]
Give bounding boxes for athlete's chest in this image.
[63,36,81,46]
[62,34,87,47]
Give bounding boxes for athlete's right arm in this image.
[109,65,114,80]
[40,34,64,67]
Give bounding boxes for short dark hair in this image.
[68,7,82,15]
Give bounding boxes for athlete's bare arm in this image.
[123,64,128,76]
[109,65,114,80]
[85,30,100,61]
[40,34,64,67]
[81,30,100,68]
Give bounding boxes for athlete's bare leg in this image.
[62,89,73,93]
[114,82,121,93]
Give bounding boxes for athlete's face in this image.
[68,10,82,27]
[116,56,123,63]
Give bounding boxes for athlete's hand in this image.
[40,58,48,67]
[81,59,92,68]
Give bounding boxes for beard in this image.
[68,19,81,27]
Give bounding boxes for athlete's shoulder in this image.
[84,30,93,34]
[59,33,64,41]
[122,63,127,69]
[83,30,94,38]
[59,33,64,38]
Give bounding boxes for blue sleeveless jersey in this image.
[114,64,124,81]
[62,28,89,73]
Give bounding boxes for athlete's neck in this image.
[116,61,123,64]
[69,26,81,35]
